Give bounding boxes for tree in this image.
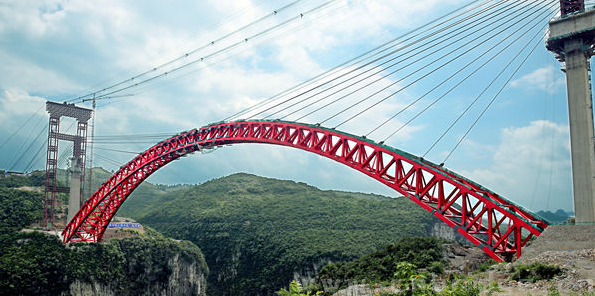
[393,262,432,295]
[277,281,322,296]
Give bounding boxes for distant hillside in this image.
[0,167,193,223]
[0,170,45,188]
[536,209,572,223]
[85,167,193,218]
[133,173,441,296]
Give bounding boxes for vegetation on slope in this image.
[0,171,208,296]
[0,187,42,235]
[0,230,208,296]
[308,238,500,296]
[509,262,563,283]
[133,173,440,296]
[316,237,446,289]
[86,167,193,218]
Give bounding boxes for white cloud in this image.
[0,1,66,36]
[0,89,45,123]
[510,65,565,94]
[459,120,572,212]
[0,0,572,210]
[0,49,81,94]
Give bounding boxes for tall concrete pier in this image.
[547,0,595,223]
[67,157,83,222]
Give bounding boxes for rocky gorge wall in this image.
[63,253,207,296]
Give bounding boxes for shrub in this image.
[277,281,322,296]
[476,259,497,273]
[316,237,446,287]
[428,261,444,275]
[510,262,562,283]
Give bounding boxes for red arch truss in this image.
[62,120,548,262]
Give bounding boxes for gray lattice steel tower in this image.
[547,0,595,223]
[43,102,92,227]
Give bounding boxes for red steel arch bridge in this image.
[55,0,595,264]
[62,120,549,262]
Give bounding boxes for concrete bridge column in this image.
[547,6,595,223]
[563,39,595,223]
[67,157,82,223]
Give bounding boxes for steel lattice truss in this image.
[62,120,548,262]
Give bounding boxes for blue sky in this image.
[0,0,580,212]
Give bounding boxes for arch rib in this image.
[62,120,548,262]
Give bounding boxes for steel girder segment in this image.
[62,120,548,262]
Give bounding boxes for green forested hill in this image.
[85,167,193,218]
[0,169,208,296]
[132,173,440,296]
[1,169,447,296]
[0,187,42,235]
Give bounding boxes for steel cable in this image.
[67,0,307,103]
[247,0,511,119]
[320,1,553,128]
[22,139,47,173]
[441,30,548,164]
[7,119,47,172]
[370,5,556,142]
[116,0,348,105]
[79,0,341,102]
[266,0,520,120]
[421,27,553,158]
[227,0,499,120]
[282,0,539,122]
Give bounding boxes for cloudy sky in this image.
[0,0,581,212]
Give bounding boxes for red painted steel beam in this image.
[62,120,548,262]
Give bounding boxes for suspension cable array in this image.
[1,0,347,173]
[2,0,558,186]
[217,0,556,165]
[66,0,343,103]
